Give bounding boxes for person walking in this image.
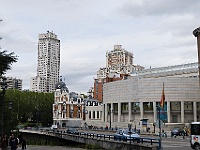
[21,137,26,150]
[9,134,18,150]
[1,134,8,150]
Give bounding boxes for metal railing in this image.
[20,128,160,149]
[47,129,160,146]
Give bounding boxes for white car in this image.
[50,125,57,130]
[114,128,140,142]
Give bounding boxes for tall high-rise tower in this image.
[106,45,133,72]
[30,31,60,92]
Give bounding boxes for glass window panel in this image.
[171,102,181,111]
[143,102,153,111]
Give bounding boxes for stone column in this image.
[140,102,143,120]
[118,102,121,122]
[181,101,184,123]
[128,102,131,122]
[167,101,171,123]
[153,102,157,122]
[91,110,93,120]
[105,104,108,122]
[111,103,114,122]
[193,101,197,122]
[102,105,104,122]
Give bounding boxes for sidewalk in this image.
[15,145,85,150]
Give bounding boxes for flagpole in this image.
[158,106,162,150]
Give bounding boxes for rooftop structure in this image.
[131,62,198,78]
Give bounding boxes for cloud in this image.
[1,0,200,93]
[119,0,200,17]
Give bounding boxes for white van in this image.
[190,122,200,149]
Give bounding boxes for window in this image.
[171,102,181,111]
[184,102,193,111]
[113,103,118,112]
[97,111,99,119]
[143,102,153,111]
[121,103,128,112]
[93,111,95,119]
[131,102,140,112]
[191,124,200,135]
[89,111,91,119]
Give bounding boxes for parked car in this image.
[171,127,185,136]
[50,125,57,130]
[66,128,79,135]
[114,128,140,142]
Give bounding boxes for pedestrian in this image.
[1,134,8,150]
[9,134,18,150]
[21,137,26,150]
[106,125,108,130]
[0,136,2,149]
[184,126,188,136]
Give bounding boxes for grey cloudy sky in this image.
[0,0,200,94]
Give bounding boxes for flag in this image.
[160,82,165,108]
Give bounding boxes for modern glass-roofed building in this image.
[96,62,200,130]
[131,62,198,78]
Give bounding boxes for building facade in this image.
[106,45,133,72]
[85,62,200,130]
[0,77,22,91]
[93,45,144,101]
[30,31,60,92]
[52,81,85,128]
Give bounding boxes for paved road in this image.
[80,129,192,150]
[161,136,191,150]
[17,145,85,150]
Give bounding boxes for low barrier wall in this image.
[19,130,159,150]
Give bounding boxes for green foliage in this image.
[0,50,18,75]
[0,89,54,135]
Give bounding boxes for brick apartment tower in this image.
[193,27,200,86]
[93,45,133,102]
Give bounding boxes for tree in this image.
[0,50,18,76]
[3,90,54,129]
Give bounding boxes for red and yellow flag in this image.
[160,82,165,108]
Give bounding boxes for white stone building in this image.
[30,31,60,92]
[0,77,22,91]
[85,62,200,130]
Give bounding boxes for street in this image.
[78,129,192,150]
[160,135,191,150]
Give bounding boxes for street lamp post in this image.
[0,77,7,136]
[157,105,162,150]
[134,120,136,132]
[83,100,87,120]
